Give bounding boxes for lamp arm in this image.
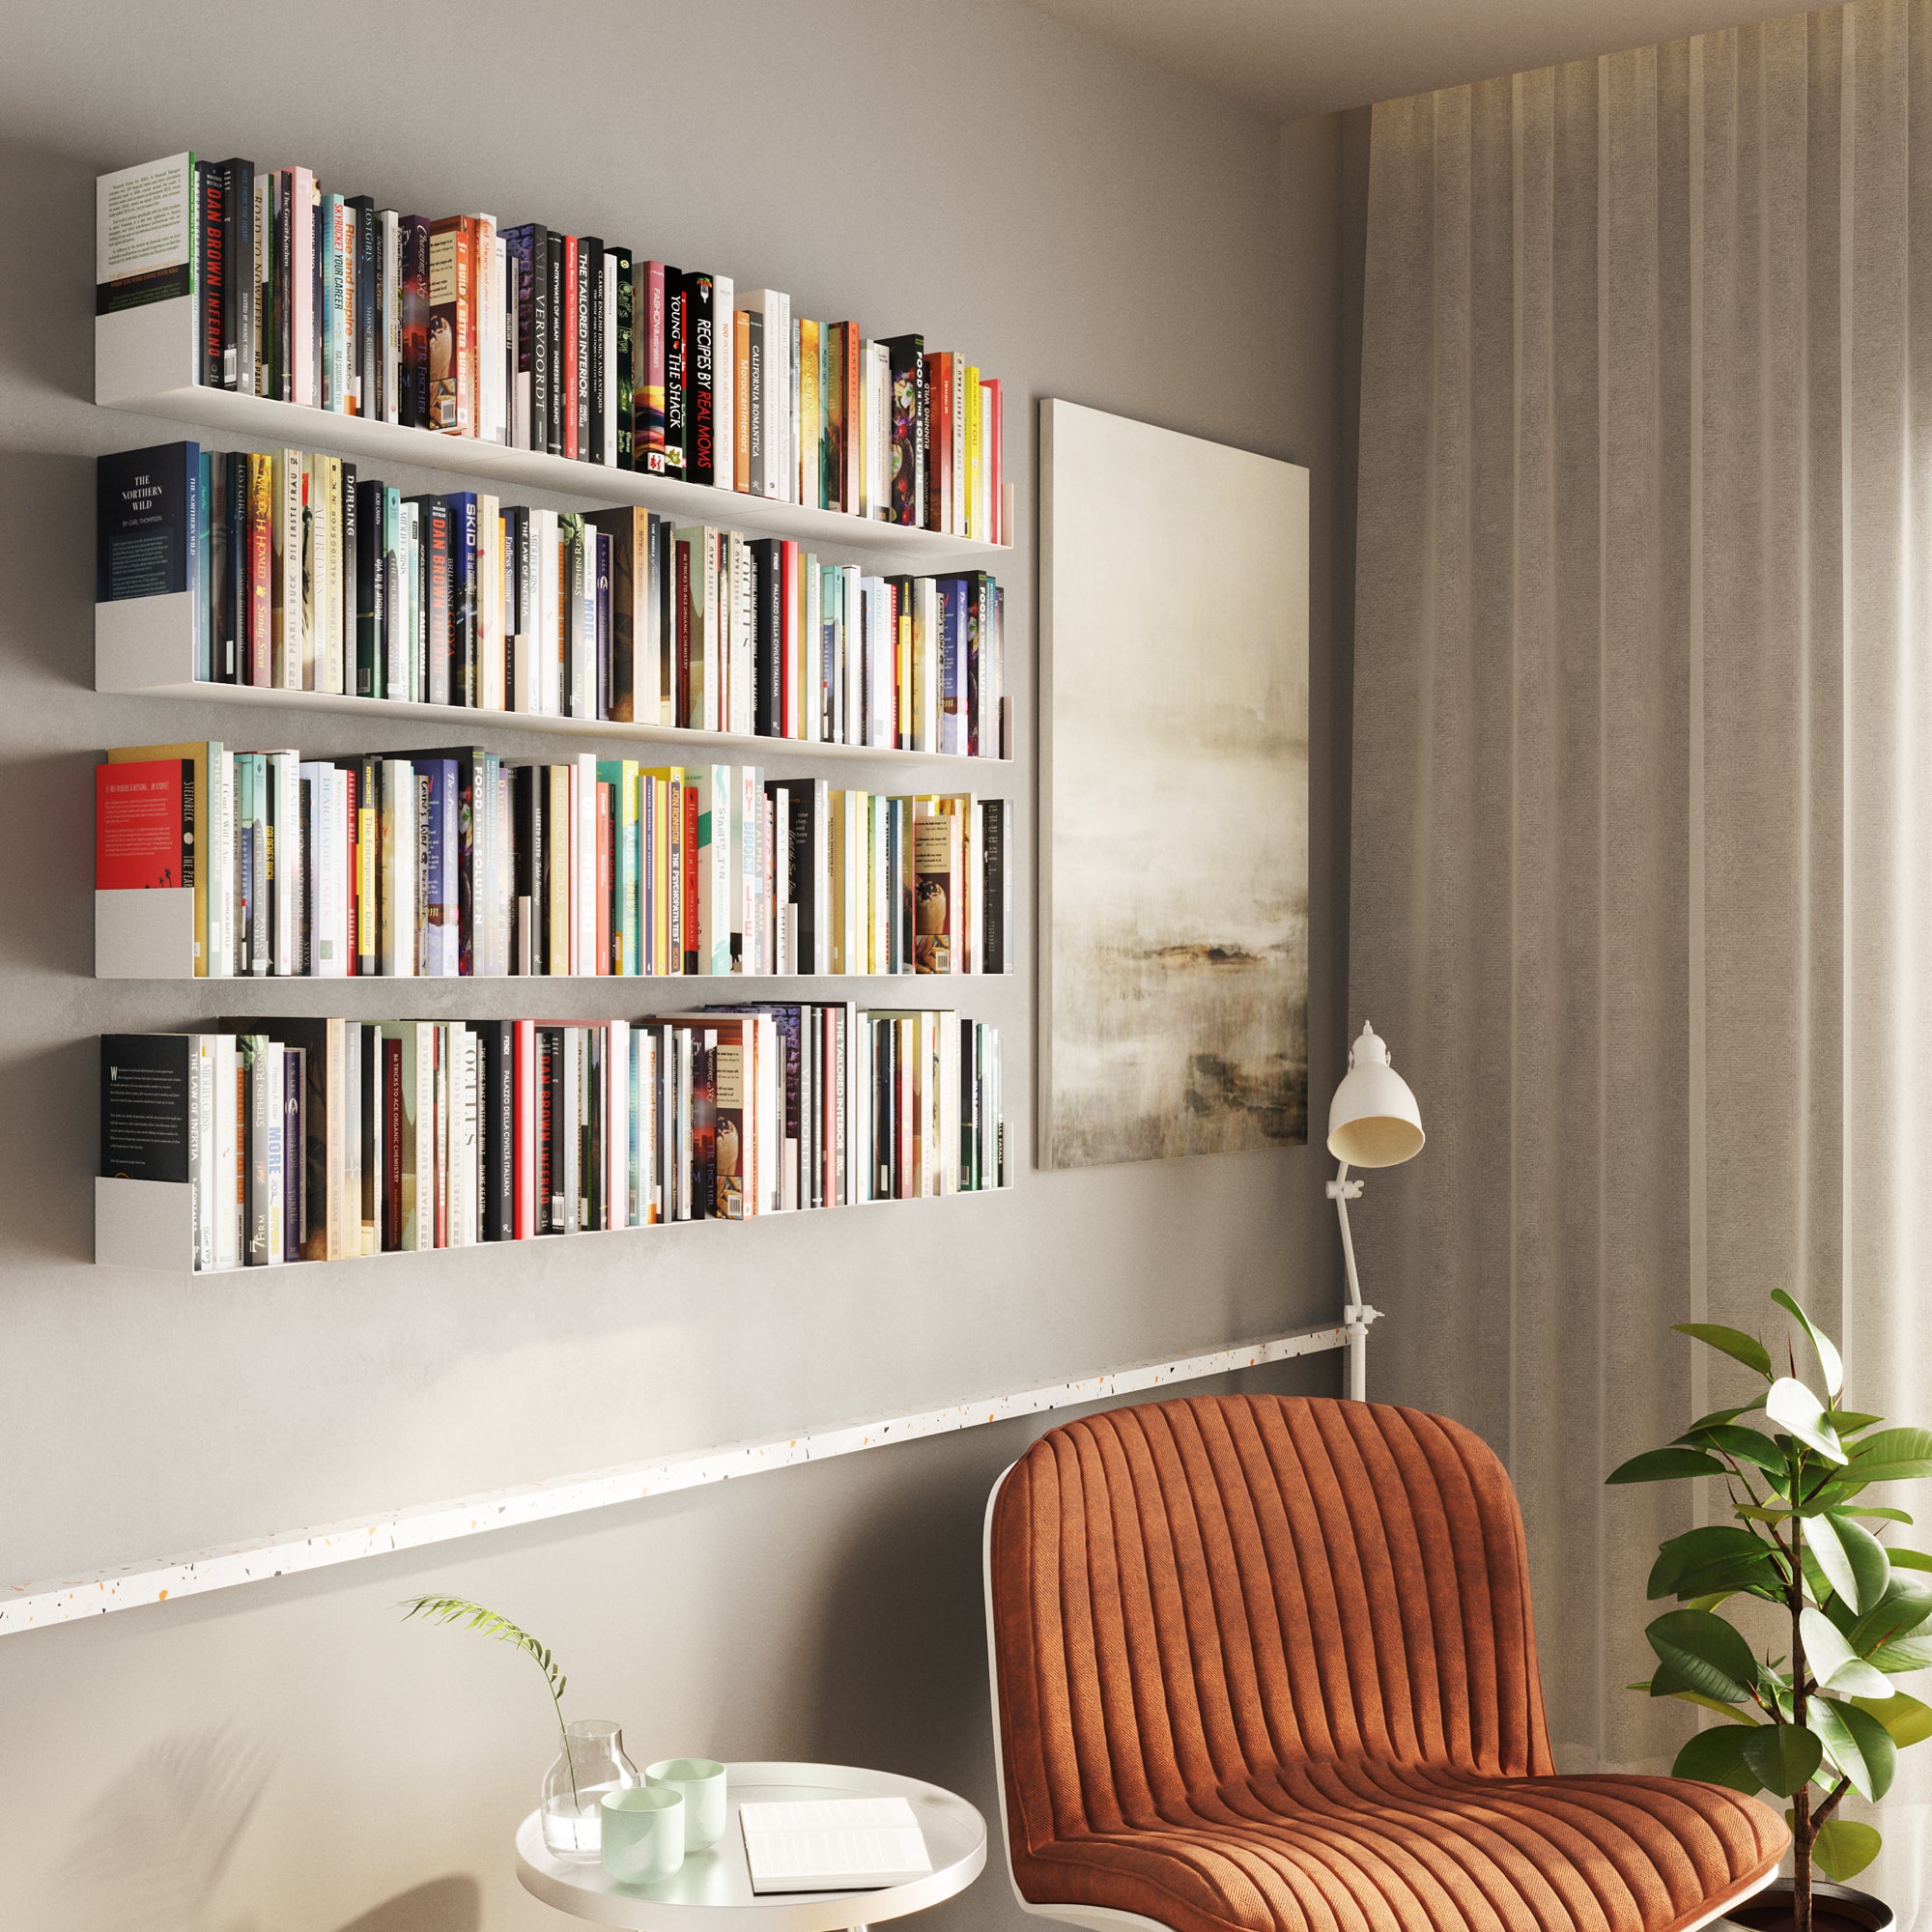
[1325,1159,1379,1402]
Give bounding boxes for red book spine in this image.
[682,784,699,976]
[343,767,358,974]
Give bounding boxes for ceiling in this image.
[1025,0,1831,120]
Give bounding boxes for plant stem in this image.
[1789,1517,1812,1932]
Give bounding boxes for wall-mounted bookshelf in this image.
[98,299,1014,575]
[95,1169,1003,1274]
[98,593,1012,768]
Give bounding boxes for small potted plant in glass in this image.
[401,1595,640,1858]
[1608,1293,1932,1932]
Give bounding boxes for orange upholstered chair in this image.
[983,1395,1786,1932]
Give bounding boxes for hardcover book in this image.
[100,1034,193,1183]
[98,441,198,604]
[97,757,193,893]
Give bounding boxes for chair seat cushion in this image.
[1011,1759,1785,1932]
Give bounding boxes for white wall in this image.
[0,4,1360,1924]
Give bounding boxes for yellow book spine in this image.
[964,367,981,544]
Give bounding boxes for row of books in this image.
[98,155,1006,541]
[98,744,1015,979]
[100,1008,1008,1270]
[98,442,1010,756]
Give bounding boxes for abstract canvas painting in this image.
[1039,400,1309,1169]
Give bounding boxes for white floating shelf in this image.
[95,1172,1006,1274]
[94,880,1022,982]
[96,590,1014,769]
[99,298,1016,573]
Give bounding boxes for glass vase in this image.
[541,1718,640,1859]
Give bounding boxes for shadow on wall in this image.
[43,1722,480,1932]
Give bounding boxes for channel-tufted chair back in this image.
[986,1395,1786,1932]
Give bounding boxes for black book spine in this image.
[478,1020,514,1240]
[514,764,542,976]
[274,171,292,403]
[751,538,781,736]
[224,451,248,682]
[530,229,551,453]
[546,233,565,456]
[663,270,687,476]
[613,247,634,469]
[913,347,930,528]
[539,1025,561,1232]
[789,792,816,973]
[584,237,606,464]
[355,478,382,697]
[222,160,252,393]
[575,242,592,460]
[198,160,226,389]
[350,193,377,415]
[687,273,715,488]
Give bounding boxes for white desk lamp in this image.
[1326,1023,1425,1401]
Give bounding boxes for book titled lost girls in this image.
[98,441,199,602]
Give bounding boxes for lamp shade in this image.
[1326,1023,1425,1168]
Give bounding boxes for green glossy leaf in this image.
[1690,1425,1788,1473]
[1684,1591,1743,1614]
[1848,1577,1932,1656]
[1889,1548,1932,1573]
[1647,1608,1759,1703]
[1739,1505,1796,1523]
[1844,1506,1915,1525]
[1870,1633,1932,1673]
[1740,1721,1823,1795]
[1806,1513,1891,1614]
[1805,1514,1861,1607]
[1684,1406,1754,1434]
[1649,1525,1774,1601]
[1673,1724,1762,1793]
[1768,1378,1848,1464]
[1811,1697,1897,1802]
[1849,1428,1932,1485]
[1772,1290,1844,1397]
[1802,1606,1894,1697]
[1811,1819,1883,1884]
[1628,1676,1756,1721]
[1673,1323,1774,1378]
[1832,1412,1887,1435]
[1851,1691,1932,1746]
[1607,1447,1728,1485]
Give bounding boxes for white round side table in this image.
[515,1759,987,1932]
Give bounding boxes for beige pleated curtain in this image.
[1351,2,1931,1913]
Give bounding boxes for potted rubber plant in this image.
[1608,1293,1932,1932]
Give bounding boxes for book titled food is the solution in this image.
[738,1797,932,1893]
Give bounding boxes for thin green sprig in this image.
[400,1595,579,1811]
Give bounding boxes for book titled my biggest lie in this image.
[100,1033,193,1182]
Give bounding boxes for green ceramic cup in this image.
[601,1785,685,1886]
[645,1757,728,1852]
